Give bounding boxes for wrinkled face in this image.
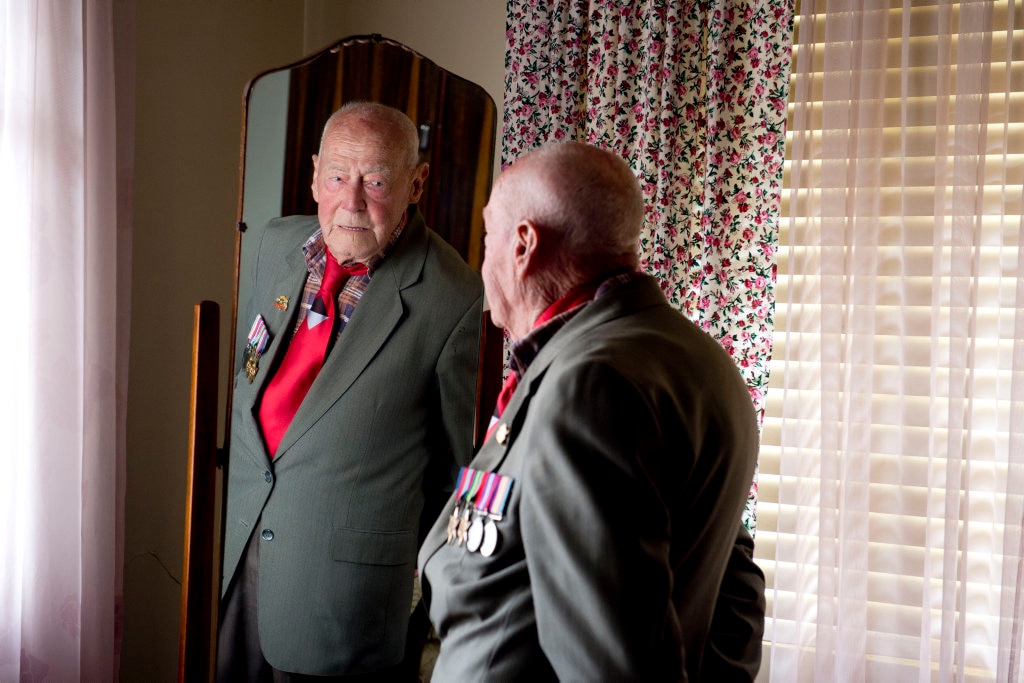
[481,178,519,335]
[311,115,427,264]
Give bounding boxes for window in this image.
[757,2,1024,679]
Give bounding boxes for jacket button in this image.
[261,529,274,541]
[264,470,272,483]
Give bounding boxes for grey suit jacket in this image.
[418,273,760,682]
[223,208,483,675]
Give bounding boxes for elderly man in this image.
[418,141,764,681]
[217,102,482,680]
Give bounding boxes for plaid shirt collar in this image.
[300,210,408,279]
[507,268,640,380]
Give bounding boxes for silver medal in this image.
[480,519,499,557]
[466,517,484,552]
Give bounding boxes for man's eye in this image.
[367,180,384,188]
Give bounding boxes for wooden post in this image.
[179,300,220,682]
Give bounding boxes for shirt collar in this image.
[507,268,640,379]
[300,209,408,277]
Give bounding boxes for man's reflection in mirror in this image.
[217,101,483,681]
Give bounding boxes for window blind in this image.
[756,1,1024,680]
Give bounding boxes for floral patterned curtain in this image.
[503,0,795,532]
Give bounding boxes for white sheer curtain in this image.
[0,1,132,679]
[758,0,1024,680]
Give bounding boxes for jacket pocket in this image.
[330,527,416,566]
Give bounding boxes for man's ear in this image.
[310,154,320,203]
[514,220,540,279]
[408,162,430,204]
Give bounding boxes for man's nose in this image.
[339,182,365,211]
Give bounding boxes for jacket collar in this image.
[472,273,668,473]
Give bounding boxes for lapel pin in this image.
[495,422,510,445]
[274,295,289,310]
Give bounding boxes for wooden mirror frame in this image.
[179,35,503,681]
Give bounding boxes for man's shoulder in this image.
[550,277,726,372]
[397,215,482,295]
[262,215,319,246]
[249,215,319,262]
[422,228,481,286]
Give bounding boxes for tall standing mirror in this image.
[180,35,500,681]
[233,33,498,384]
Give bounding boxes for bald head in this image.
[497,142,643,276]
[481,141,644,337]
[319,101,421,172]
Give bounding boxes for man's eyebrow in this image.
[325,161,394,176]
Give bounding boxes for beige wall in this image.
[121,2,504,680]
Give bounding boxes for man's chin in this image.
[325,238,376,263]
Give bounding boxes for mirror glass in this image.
[231,34,498,378]
[179,38,500,677]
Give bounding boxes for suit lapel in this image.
[272,208,429,460]
[234,244,310,468]
[469,303,602,473]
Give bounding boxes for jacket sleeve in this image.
[520,362,688,680]
[699,523,766,681]
[436,293,484,467]
[519,356,760,681]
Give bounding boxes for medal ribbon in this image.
[454,466,472,500]
[456,468,484,506]
[452,467,515,520]
[247,315,270,355]
[474,471,498,512]
[488,475,513,518]
[468,470,485,502]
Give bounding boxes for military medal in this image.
[480,520,499,557]
[444,467,515,556]
[448,468,481,546]
[445,502,461,544]
[244,346,259,383]
[244,315,271,383]
[456,507,471,546]
[456,470,481,545]
[478,473,513,557]
[466,471,498,552]
[466,516,484,552]
[446,468,470,545]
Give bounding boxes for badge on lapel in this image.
[495,422,511,445]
